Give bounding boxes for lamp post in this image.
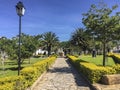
[16,1,25,75]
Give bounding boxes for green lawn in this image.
[0,57,44,78]
[79,55,115,66]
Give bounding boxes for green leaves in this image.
[82,3,120,43]
[42,32,59,56]
[82,2,120,66]
[0,34,42,62]
[70,28,90,51]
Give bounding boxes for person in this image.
[92,49,96,57]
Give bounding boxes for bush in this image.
[112,64,120,74]
[108,53,120,64]
[20,56,56,88]
[68,55,116,83]
[0,83,14,90]
[0,56,56,90]
[80,62,116,83]
[0,76,24,90]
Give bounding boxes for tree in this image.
[82,3,120,66]
[0,34,42,64]
[59,41,71,55]
[4,34,42,63]
[0,37,14,59]
[19,33,42,63]
[0,37,13,71]
[42,32,59,56]
[70,28,90,54]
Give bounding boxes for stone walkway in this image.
[32,58,91,90]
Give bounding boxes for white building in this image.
[35,49,48,55]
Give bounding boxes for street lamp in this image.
[16,1,25,75]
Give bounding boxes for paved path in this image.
[32,58,91,90]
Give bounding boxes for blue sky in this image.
[0,0,119,41]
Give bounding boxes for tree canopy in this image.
[82,3,120,66]
[42,32,59,56]
[0,34,42,63]
[70,28,90,53]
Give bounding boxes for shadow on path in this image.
[49,58,92,89]
[48,66,72,74]
[66,59,92,88]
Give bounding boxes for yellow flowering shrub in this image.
[20,56,56,88]
[80,62,116,83]
[108,53,120,64]
[68,55,78,61]
[107,52,114,57]
[0,83,14,90]
[68,55,116,83]
[0,76,22,84]
[113,64,120,73]
[0,56,56,90]
[0,76,25,90]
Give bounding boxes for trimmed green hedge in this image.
[108,53,120,64]
[0,56,56,90]
[113,64,120,73]
[80,62,116,83]
[20,56,56,88]
[0,76,24,90]
[68,55,116,83]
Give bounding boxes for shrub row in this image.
[112,64,120,73]
[0,56,56,90]
[80,62,116,83]
[21,56,56,88]
[108,53,120,64]
[0,76,24,90]
[68,55,116,83]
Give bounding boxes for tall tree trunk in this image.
[103,42,106,66]
[47,45,51,57]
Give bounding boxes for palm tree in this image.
[42,32,59,56]
[70,28,90,54]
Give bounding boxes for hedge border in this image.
[67,55,117,83]
[0,56,57,90]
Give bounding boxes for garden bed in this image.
[0,56,57,90]
[67,55,120,83]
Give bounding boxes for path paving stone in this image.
[32,58,91,90]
